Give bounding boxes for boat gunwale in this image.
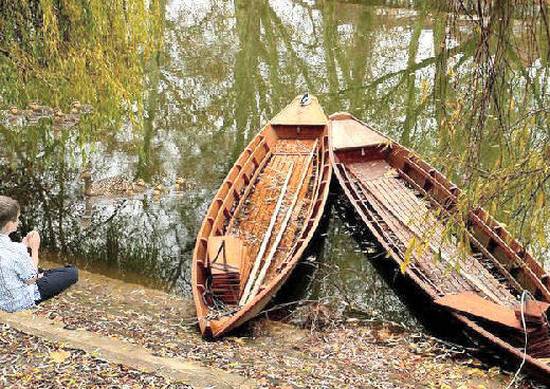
[208,131,332,337]
[192,122,273,337]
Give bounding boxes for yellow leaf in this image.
[468,367,485,377]
[420,78,430,103]
[488,366,500,377]
[536,190,545,209]
[401,236,416,273]
[49,350,70,364]
[232,337,246,346]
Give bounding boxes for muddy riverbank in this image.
[0,264,534,388]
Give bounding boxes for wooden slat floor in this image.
[347,160,518,307]
[229,139,317,290]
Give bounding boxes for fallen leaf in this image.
[49,350,70,364]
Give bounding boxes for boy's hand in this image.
[25,231,41,251]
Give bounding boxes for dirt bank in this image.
[0,264,535,388]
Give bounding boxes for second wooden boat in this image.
[329,112,550,383]
[192,95,331,338]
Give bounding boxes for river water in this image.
[1,0,548,327]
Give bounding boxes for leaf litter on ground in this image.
[5,262,535,388]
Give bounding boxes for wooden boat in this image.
[329,112,550,383]
[192,95,332,338]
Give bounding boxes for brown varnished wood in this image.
[192,96,332,338]
[435,292,525,331]
[331,116,388,150]
[271,98,328,127]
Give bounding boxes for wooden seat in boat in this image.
[207,236,248,305]
[436,292,550,358]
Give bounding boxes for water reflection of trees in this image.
[0,0,548,294]
[308,197,417,326]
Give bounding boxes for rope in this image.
[201,241,227,310]
[209,239,226,267]
[505,290,531,389]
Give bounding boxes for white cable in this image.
[506,290,529,389]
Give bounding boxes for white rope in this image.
[506,290,530,389]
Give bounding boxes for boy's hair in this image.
[0,196,20,230]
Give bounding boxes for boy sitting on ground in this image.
[0,195,78,312]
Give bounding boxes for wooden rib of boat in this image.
[192,95,332,338]
[329,112,550,383]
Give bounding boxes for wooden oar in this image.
[245,141,318,305]
[239,162,295,306]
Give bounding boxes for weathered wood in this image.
[271,95,327,126]
[329,112,550,384]
[0,311,255,388]
[435,292,524,331]
[331,113,388,150]
[398,169,525,295]
[226,151,273,233]
[276,138,323,273]
[192,96,332,338]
